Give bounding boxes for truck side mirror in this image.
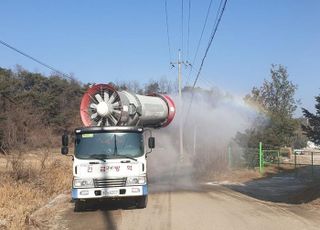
[148,137,155,149]
[61,133,69,155]
[62,134,69,147]
[61,146,69,155]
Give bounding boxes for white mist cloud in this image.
[148,88,259,187]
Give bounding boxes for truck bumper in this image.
[72,185,148,199]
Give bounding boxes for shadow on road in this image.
[70,199,138,230]
[101,210,118,230]
[224,165,320,204]
[74,199,138,212]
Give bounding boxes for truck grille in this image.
[94,178,126,188]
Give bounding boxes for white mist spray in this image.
[148,88,259,189]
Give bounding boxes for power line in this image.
[0,39,73,80]
[185,0,213,86]
[209,0,224,40]
[185,0,228,119]
[186,0,191,61]
[164,0,173,62]
[191,0,214,67]
[181,0,184,58]
[199,75,216,88]
[185,63,216,88]
[191,0,227,89]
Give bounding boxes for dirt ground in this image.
[2,150,320,230]
[30,164,320,230]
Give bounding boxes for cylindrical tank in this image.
[80,84,175,128]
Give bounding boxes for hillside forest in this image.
[0,65,319,163]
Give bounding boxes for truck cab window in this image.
[75,132,144,159]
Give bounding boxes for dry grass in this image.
[0,149,72,230]
[208,168,262,183]
[203,165,298,183]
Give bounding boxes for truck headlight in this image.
[73,178,94,188]
[126,176,146,185]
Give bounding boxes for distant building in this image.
[306,141,320,150]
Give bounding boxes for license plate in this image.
[102,189,119,196]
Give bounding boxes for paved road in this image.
[61,178,320,230]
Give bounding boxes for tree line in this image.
[0,65,319,159]
[0,67,84,151]
[234,64,319,166]
[0,67,176,152]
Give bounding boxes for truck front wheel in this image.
[136,195,148,209]
[74,200,86,212]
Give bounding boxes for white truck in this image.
[61,84,175,210]
[61,126,154,210]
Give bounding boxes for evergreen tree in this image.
[302,95,320,145]
[235,65,300,166]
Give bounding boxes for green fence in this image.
[228,142,320,178]
[258,142,320,178]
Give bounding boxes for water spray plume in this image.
[149,87,261,185]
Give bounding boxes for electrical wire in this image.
[209,0,224,41]
[191,0,227,90]
[199,75,216,88]
[185,0,228,120]
[191,0,214,68]
[182,61,217,97]
[185,0,214,86]
[164,0,173,62]
[0,39,72,80]
[186,0,191,61]
[181,0,184,58]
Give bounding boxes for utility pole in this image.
[171,49,188,162]
[178,50,183,162]
[193,125,197,156]
[178,50,182,97]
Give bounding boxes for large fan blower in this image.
[80,84,175,128]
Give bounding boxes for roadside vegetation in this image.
[0,149,71,229]
[302,93,320,145]
[234,65,309,167]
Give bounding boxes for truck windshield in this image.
[75,132,144,159]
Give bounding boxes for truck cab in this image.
[61,126,155,210]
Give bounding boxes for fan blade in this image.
[113,110,121,117]
[88,94,97,103]
[104,91,109,102]
[112,101,120,108]
[95,94,103,103]
[90,103,97,109]
[108,93,116,103]
[102,117,106,126]
[91,113,98,119]
[109,114,118,125]
[108,117,113,125]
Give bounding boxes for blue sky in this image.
[0,1,319,115]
